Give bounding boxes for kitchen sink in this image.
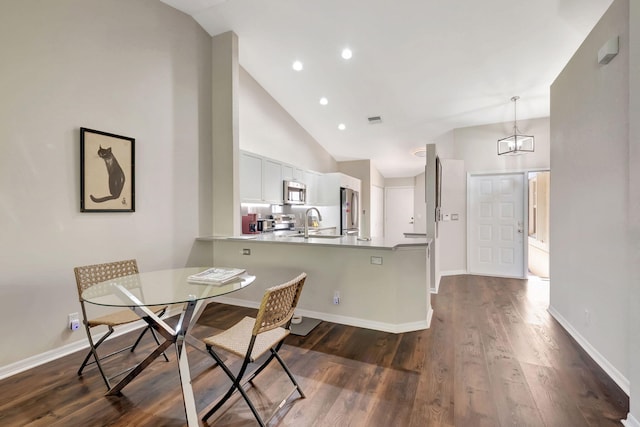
[288,233,342,239]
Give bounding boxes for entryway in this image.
[527,171,550,278]
[467,171,551,280]
[468,173,525,278]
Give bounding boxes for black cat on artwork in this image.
[90,145,125,203]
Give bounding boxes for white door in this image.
[384,187,414,240]
[468,173,525,278]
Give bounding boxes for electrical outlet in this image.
[584,308,591,326]
[371,256,383,265]
[68,312,81,331]
[333,291,340,305]
[242,248,251,255]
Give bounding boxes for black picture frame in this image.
[80,127,135,212]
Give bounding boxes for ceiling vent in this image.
[367,116,382,124]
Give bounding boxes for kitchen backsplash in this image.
[240,203,339,230]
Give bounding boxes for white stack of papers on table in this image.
[188,267,246,285]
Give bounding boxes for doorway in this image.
[384,186,414,240]
[527,171,550,278]
[468,173,526,278]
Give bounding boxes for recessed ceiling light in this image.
[412,148,427,157]
[292,60,303,71]
[319,97,328,106]
[341,48,353,60]
[338,123,346,130]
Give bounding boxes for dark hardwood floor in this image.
[0,275,628,426]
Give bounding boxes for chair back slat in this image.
[253,273,306,335]
[74,259,139,299]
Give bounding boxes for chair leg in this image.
[78,325,115,390]
[202,348,242,421]
[130,307,169,362]
[246,352,276,385]
[130,325,150,352]
[202,348,268,425]
[272,350,305,398]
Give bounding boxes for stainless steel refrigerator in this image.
[340,187,359,235]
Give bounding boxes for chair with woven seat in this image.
[74,259,168,390]
[201,272,307,426]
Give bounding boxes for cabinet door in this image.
[240,152,263,202]
[263,159,282,203]
[281,164,295,181]
[317,173,340,206]
[303,170,318,204]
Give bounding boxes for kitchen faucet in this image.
[304,207,323,239]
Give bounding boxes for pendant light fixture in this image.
[497,96,534,155]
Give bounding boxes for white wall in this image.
[0,0,212,367]
[239,67,337,173]
[438,159,466,273]
[629,1,640,422]
[446,118,550,174]
[413,172,426,234]
[550,0,629,391]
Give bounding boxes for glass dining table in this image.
[81,266,255,426]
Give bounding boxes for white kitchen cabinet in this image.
[262,159,283,203]
[281,164,294,181]
[282,164,305,182]
[303,170,320,204]
[318,172,360,206]
[240,152,263,202]
[240,150,326,205]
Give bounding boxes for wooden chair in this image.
[201,273,307,426]
[74,259,168,390]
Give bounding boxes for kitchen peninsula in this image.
[196,233,432,333]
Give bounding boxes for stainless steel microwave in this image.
[283,180,306,205]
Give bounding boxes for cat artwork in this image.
[90,145,125,203]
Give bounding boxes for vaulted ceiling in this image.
[160,0,613,177]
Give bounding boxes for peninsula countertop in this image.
[196,233,431,250]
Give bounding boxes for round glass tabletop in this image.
[81,267,255,307]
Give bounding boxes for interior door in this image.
[384,187,414,240]
[468,173,525,278]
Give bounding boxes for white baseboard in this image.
[1,298,431,381]
[215,296,431,334]
[431,272,441,294]
[622,413,640,427]
[548,305,629,395]
[431,270,467,294]
[0,306,182,381]
[440,269,467,276]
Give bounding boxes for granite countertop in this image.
[197,232,431,250]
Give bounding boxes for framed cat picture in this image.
[80,127,135,212]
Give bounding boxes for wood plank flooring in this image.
[0,275,628,426]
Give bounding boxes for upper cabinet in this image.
[318,172,362,206]
[262,159,282,203]
[240,151,309,204]
[303,170,321,205]
[281,164,305,182]
[239,152,263,202]
[239,151,359,207]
